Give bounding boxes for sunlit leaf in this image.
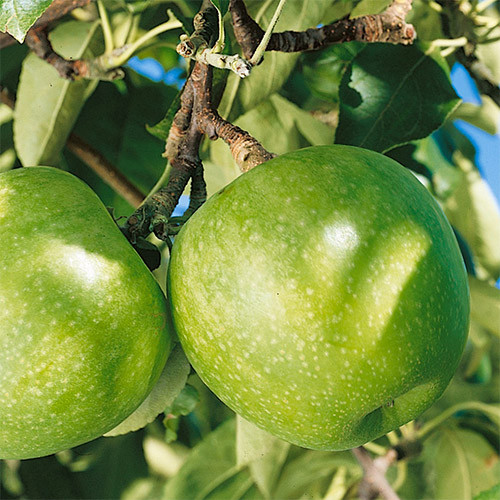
[452,98,499,135]
[474,483,500,500]
[0,0,52,43]
[273,448,360,499]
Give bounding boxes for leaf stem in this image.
[416,401,500,439]
[249,0,288,66]
[97,0,114,53]
[110,12,183,67]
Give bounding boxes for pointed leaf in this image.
[13,20,102,167]
[335,43,460,153]
[104,344,191,437]
[0,0,52,43]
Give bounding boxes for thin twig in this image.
[66,134,145,207]
[0,86,144,207]
[352,447,400,500]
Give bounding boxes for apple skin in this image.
[168,145,469,451]
[0,167,172,460]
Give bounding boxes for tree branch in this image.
[352,447,400,500]
[66,134,145,208]
[230,0,415,60]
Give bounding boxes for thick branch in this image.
[124,66,206,242]
[352,447,400,500]
[201,109,276,172]
[230,0,415,59]
[191,63,275,171]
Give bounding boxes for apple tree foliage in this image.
[1,0,500,499]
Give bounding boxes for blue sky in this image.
[450,63,500,204]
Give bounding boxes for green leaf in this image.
[0,0,52,43]
[350,0,393,18]
[210,0,229,18]
[0,42,28,89]
[273,449,360,500]
[452,98,499,135]
[423,426,500,499]
[303,42,364,102]
[474,483,500,500]
[444,155,500,280]
[219,0,331,120]
[164,384,201,443]
[168,384,200,416]
[163,419,260,500]
[335,43,460,153]
[413,134,463,199]
[71,432,150,499]
[469,276,500,338]
[13,20,102,167]
[236,416,290,498]
[105,344,191,437]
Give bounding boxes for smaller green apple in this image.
[0,167,172,460]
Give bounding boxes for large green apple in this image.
[0,167,172,460]
[168,145,469,450]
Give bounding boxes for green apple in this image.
[168,145,469,450]
[0,167,172,460]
